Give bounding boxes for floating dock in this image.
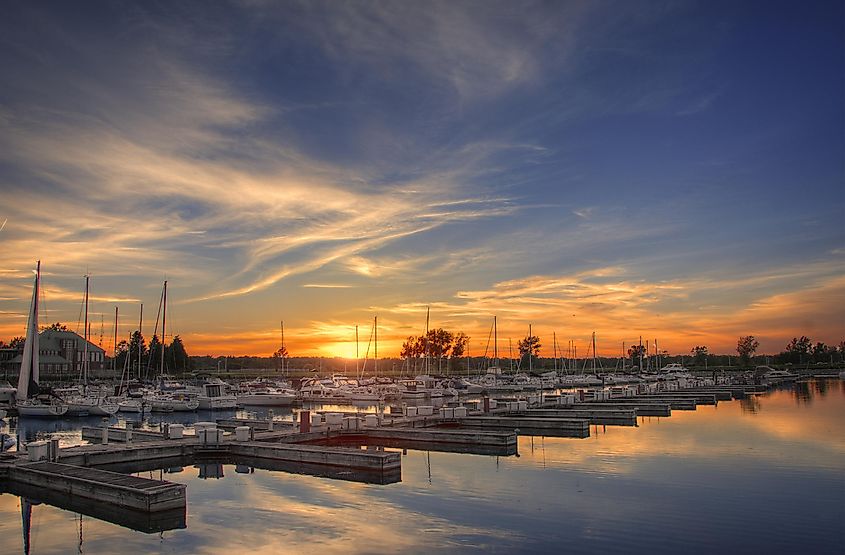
[6,460,186,512]
[562,402,672,417]
[459,416,591,438]
[523,408,638,426]
[317,427,519,457]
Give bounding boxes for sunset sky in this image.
[0,1,842,358]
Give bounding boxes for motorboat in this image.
[756,366,798,383]
[117,399,143,413]
[195,379,237,410]
[236,389,297,406]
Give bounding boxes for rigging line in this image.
[360,318,375,375]
[482,321,493,361]
[145,285,165,378]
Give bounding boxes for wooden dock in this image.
[564,402,672,417]
[7,461,186,512]
[523,408,638,426]
[460,416,590,438]
[318,427,519,457]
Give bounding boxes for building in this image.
[0,329,107,382]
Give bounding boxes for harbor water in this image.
[1,379,843,554]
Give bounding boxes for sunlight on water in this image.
[1,380,843,554]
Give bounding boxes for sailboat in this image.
[16,261,69,417]
[62,274,118,417]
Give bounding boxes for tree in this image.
[9,336,26,349]
[451,332,469,358]
[518,335,541,365]
[737,335,759,366]
[786,336,812,354]
[627,345,646,366]
[272,345,289,371]
[811,342,830,363]
[167,335,190,372]
[426,328,454,372]
[147,334,162,375]
[691,345,708,366]
[42,322,69,331]
[399,335,424,359]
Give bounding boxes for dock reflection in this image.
[2,485,187,537]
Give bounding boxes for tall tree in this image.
[42,322,69,331]
[167,335,190,372]
[272,345,289,371]
[627,345,646,365]
[691,345,708,366]
[518,335,542,361]
[737,336,759,366]
[148,334,162,376]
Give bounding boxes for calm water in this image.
[1,379,843,554]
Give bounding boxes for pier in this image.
[6,460,186,512]
[1,374,821,534]
[460,416,591,438]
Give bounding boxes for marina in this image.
[0,377,842,553]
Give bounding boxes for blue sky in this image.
[0,0,842,356]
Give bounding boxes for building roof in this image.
[39,329,105,354]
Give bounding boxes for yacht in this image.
[756,366,799,383]
[236,388,297,406]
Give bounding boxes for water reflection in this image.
[0,380,842,554]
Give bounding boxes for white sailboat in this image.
[16,261,69,418]
[64,274,118,416]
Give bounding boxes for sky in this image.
[0,0,842,359]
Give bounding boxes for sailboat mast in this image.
[355,325,359,376]
[592,331,597,372]
[528,324,533,372]
[493,316,498,368]
[655,338,659,371]
[374,316,378,375]
[83,274,89,387]
[113,306,118,376]
[160,281,167,376]
[639,335,644,372]
[425,306,430,375]
[138,303,143,381]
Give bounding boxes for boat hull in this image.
[17,403,69,417]
[236,394,295,406]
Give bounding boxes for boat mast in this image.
[622,341,626,372]
[138,303,143,381]
[528,324,533,372]
[83,274,89,389]
[553,331,557,373]
[280,320,285,375]
[655,338,659,371]
[160,280,167,377]
[355,324,359,377]
[113,306,118,377]
[18,261,41,400]
[592,331,597,373]
[493,316,498,368]
[424,306,430,375]
[374,315,378,376]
